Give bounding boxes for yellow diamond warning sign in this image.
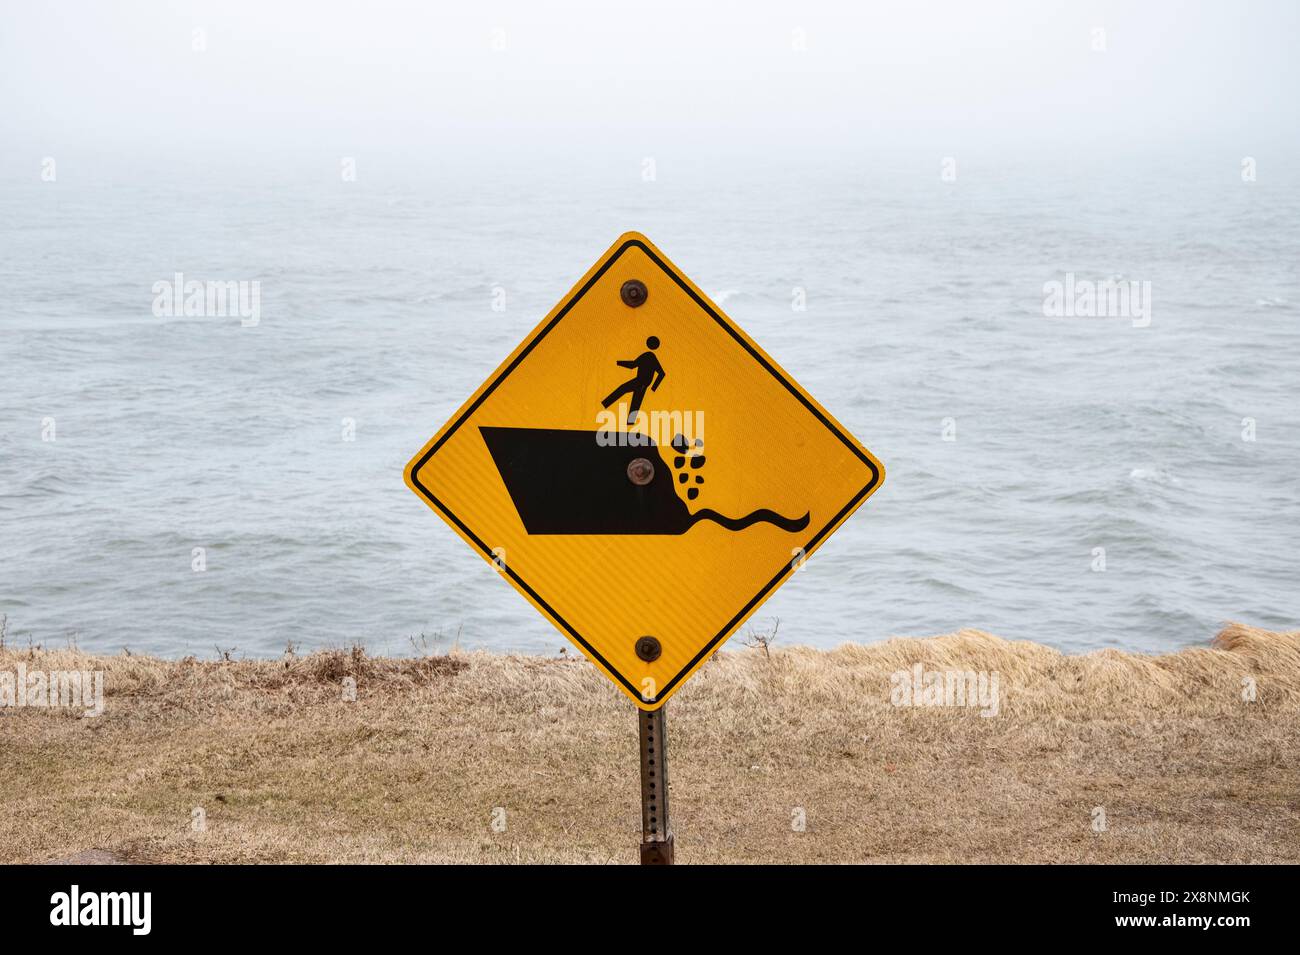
[404,233,884,709]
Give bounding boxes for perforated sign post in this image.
[405,232,885,863]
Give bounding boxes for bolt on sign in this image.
[405,233,884,709]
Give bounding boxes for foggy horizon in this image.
[3,0,1298,172]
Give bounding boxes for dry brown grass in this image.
[2,623,1297,864]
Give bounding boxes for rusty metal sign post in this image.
[638,705,674,864]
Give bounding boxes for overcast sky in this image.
[2,0,1297,173]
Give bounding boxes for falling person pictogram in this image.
[601,336,665,425]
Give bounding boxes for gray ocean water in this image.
[2,157,1297,658]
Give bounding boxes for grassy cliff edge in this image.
[2,623,1298,864]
